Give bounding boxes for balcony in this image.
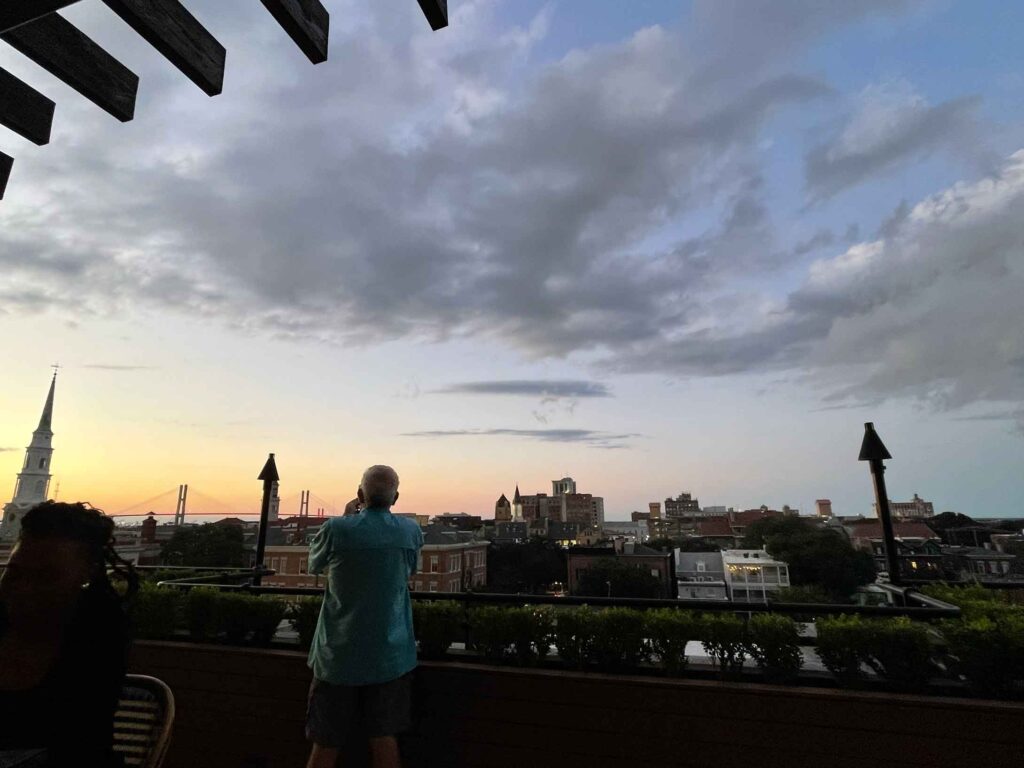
[125,580,1024,767]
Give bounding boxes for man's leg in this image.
[307,744,339,768]
[368,736,401,768]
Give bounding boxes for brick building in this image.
[411,528,488,593]
[664,493,701,519]
[567,542,675,598]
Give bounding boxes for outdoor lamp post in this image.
[859,423,901,586]
[254,452,279,587]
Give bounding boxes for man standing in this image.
[305,465,423,768]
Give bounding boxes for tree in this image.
[161,524,247,567]
[742,517,875,601]
[486,539,567,593]
[574,558,663,598]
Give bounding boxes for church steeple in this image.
[2,373,58,540]
[37,371,56,432]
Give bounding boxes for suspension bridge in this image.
[107,485,339,523]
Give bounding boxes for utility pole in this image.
[254,453,279,587]
[859,423,901,586]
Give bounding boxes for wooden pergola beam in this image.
[417,0,449,31]
[0,151,12,200]
[0,0,83,35]
[259,0,329,65]
[0,67,55,145]
[102,0,226,97]
[3,13,138,122]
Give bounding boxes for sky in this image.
[1,0,1023,521]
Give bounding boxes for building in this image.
[2,373,57,541]
[412,527,488,593]
[261,527,489,593]
[816,499,833,518]
[648,502,662,520]
[567,542,675,598]
[262,544,321,588]
[844,518,940,552]
[489,520,530,545]
[552,477,577,496]
[519,492,553,522]
[664,492,701,519]
[494,494,511,522]
[701,505,731,516]
[941,546,1016,580]
[561,493,604,527]
[721,549,790,602]
[875,493,934,519]
[675,551,728,600]
[431,512,484,531]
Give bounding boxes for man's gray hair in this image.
[360,465,400,508]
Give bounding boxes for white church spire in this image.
[2,372,58,540]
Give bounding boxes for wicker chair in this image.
[112,675,175,768]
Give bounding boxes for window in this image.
[696,561,706,572]
[449,580,459,592]
[651,569,660,577]
[417,552,423,571]
[299,558,307,574]
[270,558,279,572]
[450,554,461,573]
[430,555,439,573]
[38,458,46,469]
[429,583,437,592]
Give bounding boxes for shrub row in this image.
[919,584,1024,698]
[132,584,307,647]
[132,585,1024,699]
[411,603,804,682]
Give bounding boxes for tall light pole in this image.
[254,453,279,587]
[858,423,901,586]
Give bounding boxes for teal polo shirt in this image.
[307,507,424,686]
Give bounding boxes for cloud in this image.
[435,380,611,398]
[0,0,887,360]
[805,82,984,200]
[9,0,1009,433]
[616,151,1024,426]
[83,364,156,371]
[0,447,18,453]
[402,428,642,448]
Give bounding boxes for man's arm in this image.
[308,521,333,575]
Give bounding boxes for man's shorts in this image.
[305,672,413,747]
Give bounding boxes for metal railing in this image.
[152,573,960,619]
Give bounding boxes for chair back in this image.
[113,674,175,768]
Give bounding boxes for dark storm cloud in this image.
[435,380,611,398]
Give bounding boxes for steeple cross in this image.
[51,363,61,377]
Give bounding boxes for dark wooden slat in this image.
[259,0,329,65]
[417,0,448,31]
[2,13,138,122]
[102,0,225,97]
[0,67,55,145]
[0,151,12,200]
[0,0,83,35]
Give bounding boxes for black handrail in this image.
[153,578,960,619]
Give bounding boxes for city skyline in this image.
[3,1,1024,518]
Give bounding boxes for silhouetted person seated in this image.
[306,465,423,768]
[0,502,137,767]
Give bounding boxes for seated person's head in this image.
[357,465,400,509]
[0,501,134,629]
